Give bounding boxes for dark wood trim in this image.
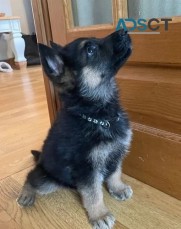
[47,0,67,45]
[63,0,74,29]
[31,0,58,124]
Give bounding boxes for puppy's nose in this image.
[103,29,129,44]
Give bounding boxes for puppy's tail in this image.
[31,150,41,162]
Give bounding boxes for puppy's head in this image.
[39,30,132,100]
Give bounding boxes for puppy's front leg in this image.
[78,175,115,229]
[107,164,133,201]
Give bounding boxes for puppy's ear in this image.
[50,41,64,55]
[38,43,64,81]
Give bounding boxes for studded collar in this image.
[80,113,121,129]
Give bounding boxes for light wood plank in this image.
[0,176,90,229]
[0,206,21,229]
[0,67,49,180]
[0,169,180,229]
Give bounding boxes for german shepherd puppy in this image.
[17,29,133,229]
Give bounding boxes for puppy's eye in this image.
[87,45,97,57]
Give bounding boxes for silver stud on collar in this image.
[80,114,111,128]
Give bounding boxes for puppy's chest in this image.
[89,129,132,168]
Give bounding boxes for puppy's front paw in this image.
[91,213,115,229]
[109,185,133,201]
[17,188,36,207]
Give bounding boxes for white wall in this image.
[0,0,12,15]
[10,0,35,34]
[0,0,35,34]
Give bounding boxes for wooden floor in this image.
[0,66,180,229]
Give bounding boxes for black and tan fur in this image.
[17,29,133,229]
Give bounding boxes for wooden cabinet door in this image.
[32,0,181,199]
